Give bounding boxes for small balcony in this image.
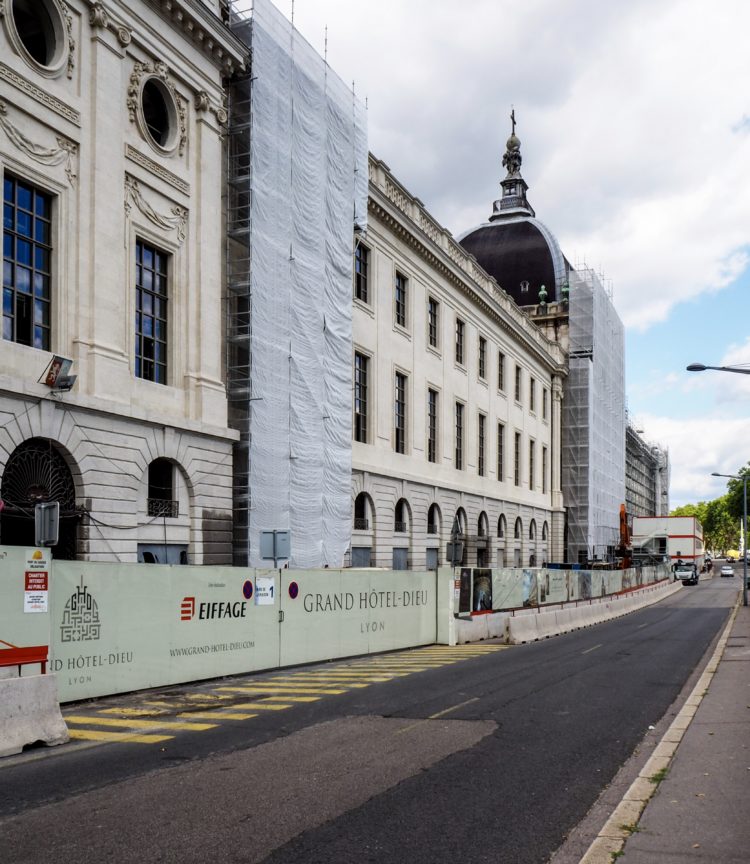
[353,518,369,531]
[148,499,179,518]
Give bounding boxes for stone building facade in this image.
[0,0,246,562]
[350,156,567,570]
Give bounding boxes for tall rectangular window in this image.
[542,445,548,494]
[455,318,465,365]
[354,352,369,443]
[455,402,464,469]
[497,422,505,482]
[394,271,407,327]
[478,336,487,379]
[530,376,536,412]
[427,296,439,348]
[514,432,521,486]
[354,242,369,303]
[478,413,486,476]
[3,175,52,350]
[395,371,407,453]
[542,387,548,420]
[498,351,505,391]
[514,365,522,403]
[529,439,535,490]
[135,239,168,384]
[427,388,438,463]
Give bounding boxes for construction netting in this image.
[562,267,625,563]
[228,0,368,567]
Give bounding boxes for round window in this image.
[10,0,66,72]
[142,80,170,147]
[139,78,178,153]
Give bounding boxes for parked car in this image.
[720,564,735,577]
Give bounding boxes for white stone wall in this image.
[352,157,567,569]
[0,1,246,561]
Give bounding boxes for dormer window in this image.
[520,280,530,294]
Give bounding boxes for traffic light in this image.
[35,502,60,547]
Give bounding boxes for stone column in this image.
[550,374,566,561]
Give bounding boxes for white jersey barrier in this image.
[0,547,69,756]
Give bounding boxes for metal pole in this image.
[743,478,748,606]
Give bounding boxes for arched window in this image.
[354,492,371,530]
[529,519,537,541]
[394,498,410,533]
[497,514,506,538]
[529,553,536,567]
[427,503,441,535]
[514,517,522,540]
[148,458,177,517]
[478,511,488,537]
[542,521,549,541]
[454,507,467,536]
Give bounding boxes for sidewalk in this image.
[583,597,750,863]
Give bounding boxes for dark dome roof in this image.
[458,216,568,307]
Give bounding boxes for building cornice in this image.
[140,0,248,74]
[367,155,567,376]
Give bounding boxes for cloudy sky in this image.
[277,0,750,508]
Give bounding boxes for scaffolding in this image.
[561,265,625,563]
[226,0,367,567]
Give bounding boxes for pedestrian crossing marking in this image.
[60,644,510,749]
[215,684,346,695]
[65,715,218,731]
[98,707,168,717]
[67,729,174,744]
[178,711,258,721]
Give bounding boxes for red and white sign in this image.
[180,596,196,621]
[24,570,49,613]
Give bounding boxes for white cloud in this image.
[280,0,750,506]
[287,0,750,331]
[636,413,750,508]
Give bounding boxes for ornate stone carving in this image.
[194,90,227,127]
[124,175,187,244]
[124,144,189,195]
[89,2,132,46]
[0,99,78,185]
[128,61,186,157]
[0,62,81,124]
[62,1,76,78]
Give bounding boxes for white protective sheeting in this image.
[562,267,625,562]
[246,0,367,567]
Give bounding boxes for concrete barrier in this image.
[505,580,682,644]
[455,613,490,644]
[0,674,69,758]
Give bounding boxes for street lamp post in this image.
[687,362,750,375]
[712,472,748,606]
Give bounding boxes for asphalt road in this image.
[0,576,737,864]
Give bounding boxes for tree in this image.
[724,463,750,525]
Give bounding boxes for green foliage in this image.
[672,465,750,552]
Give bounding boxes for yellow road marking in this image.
[216,684,345,695]
[185,694,232,701]
[581,644,602,655]
[279,669,408,677]
[98,708,168,717]
[232,701,294,710]
[215,688,322,702]
[396,697,481,735]
[68,729,173,744]
[270,676,378,685]
[65,715,217,731]
[178,712,258,721]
